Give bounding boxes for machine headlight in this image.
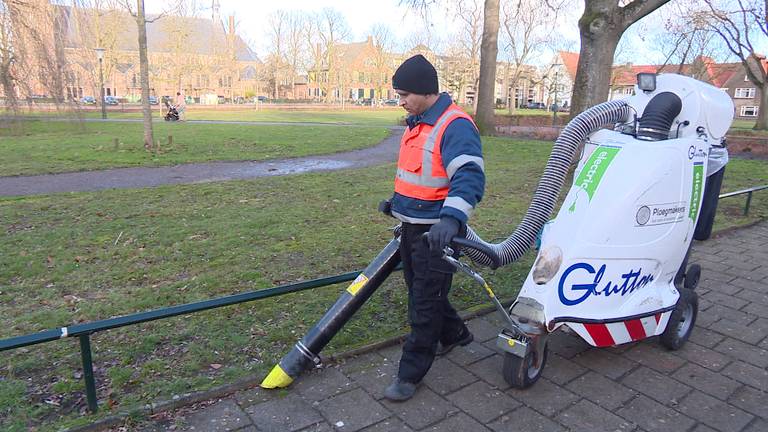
[637,73,657,92]
[532,245,563,285]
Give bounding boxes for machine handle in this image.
[420,233,501,270]
[450,237,501,270]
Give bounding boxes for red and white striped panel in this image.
[566,312,672,347]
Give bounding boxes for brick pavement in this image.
[133,222,768,432]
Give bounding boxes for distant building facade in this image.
[2,2,262,104]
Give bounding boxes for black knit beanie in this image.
[392,54,438,95]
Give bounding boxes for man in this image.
[381,54,485,401]
[175,91,186,121]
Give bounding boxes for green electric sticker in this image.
[574,146,621,201]
[689,163,704,220]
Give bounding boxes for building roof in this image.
[56,5,259,63]
[558,51,759,89]
[336,40,369,63]
[558,51,580,80]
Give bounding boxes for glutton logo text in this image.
[558,262,655,306]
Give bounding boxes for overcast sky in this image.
[142,1,765,67]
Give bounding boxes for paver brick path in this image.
[130,222,768,432]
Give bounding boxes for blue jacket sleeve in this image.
[439,118,485,224]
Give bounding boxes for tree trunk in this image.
[475,0,500,136]
[757,82,768,130]
[570,8,622,115]
[136,0,154,151]
[570,0,670,115]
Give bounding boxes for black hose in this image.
[636,92,682,141]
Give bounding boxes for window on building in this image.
[740,106,758,117]
[745,75,749,81]
[735,88,756,98]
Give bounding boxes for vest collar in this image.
[406,93,453,128]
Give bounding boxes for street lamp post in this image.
[551,63,561,126]
[94,47,107,120]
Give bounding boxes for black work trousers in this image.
[397,222,465,383]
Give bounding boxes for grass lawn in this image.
[730,119,766,135]
[13,106,406,126]
[0,121,391,176]
[1,135,766,431]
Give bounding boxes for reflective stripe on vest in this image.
[395,106,474,200]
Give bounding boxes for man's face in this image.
[395,90,430,116]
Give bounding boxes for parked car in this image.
[139,96,159,105]
[382,99,399,106]
[80,96,96,105]
[524,101,546,110]
[253,95,269,103]
[105,96,119,105]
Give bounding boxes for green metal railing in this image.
[0,270,367,413]
[719,185,768,216]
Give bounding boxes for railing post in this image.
[744,191,753,216]
[79,334,98,413]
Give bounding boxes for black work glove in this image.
[428,217,460,252]
[378,198,393,216]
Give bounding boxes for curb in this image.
[66,301,513,432]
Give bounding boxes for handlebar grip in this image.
[450,237,501,270]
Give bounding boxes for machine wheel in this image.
[502,343,548,389]
[684,264,701,290]
[660,288,698,350]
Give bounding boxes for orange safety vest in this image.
[395,104,475,201]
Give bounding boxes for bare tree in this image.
[640,0,726,77]
[0,2,20,121]
[499,0,564,114]
[452,0,484,107]
[114,0,179,150]
[309,8,350,103]
[266,9,287,99]
[703,0,768,130]
[570,0,670,115]
[284,10,307,99]
[1,0,76,114]
[400,0,500,135]
[161,2,200,94]
[370,23,397,101]
[475,0,499,135]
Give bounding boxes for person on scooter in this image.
[380,54,485,401]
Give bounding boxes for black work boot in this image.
[383,378,417,402]
[436,328,474,356]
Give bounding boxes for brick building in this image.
[2,2,262,104]
[555,51,766,120]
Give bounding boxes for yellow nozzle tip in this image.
[260,364,293,389]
